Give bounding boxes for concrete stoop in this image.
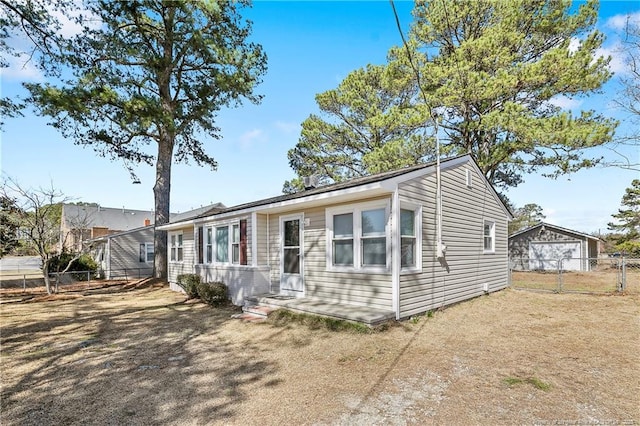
[232,303,278,322]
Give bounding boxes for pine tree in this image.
[26,0,267,278]
[607,179,640,255]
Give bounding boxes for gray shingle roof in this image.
[171,203,226,222]
[186,154,476,221]
[61,205,156,231]
[509,222,601,240]
[63,202,226,231]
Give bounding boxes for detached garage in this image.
[509,222,600,271]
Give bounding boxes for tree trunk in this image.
[153,136,173,279]
[42,259,52,295]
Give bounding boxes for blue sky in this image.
[1,1,638,235]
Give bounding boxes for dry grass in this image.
[1,285,639,425]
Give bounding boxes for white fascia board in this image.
[156,219,198,231]
[202,183,393,221]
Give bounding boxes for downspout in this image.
[434,115,446,259]
[266,213,271,291]
[392,187,401,320]
[266,213,270,264]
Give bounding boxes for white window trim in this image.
[326,199,391,273]
[203,220,241,266]
[465,169,473,188]
[169,231,183,263]
[483,220,495,254]
[139,242,154,263]
[400,202,422,274]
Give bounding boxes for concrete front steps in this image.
[231,302,278,322]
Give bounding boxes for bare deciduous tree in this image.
[1,177,93,294]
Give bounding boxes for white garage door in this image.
[529,242,582,271]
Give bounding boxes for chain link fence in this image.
[1,268,152,293]
[509,256,639,294]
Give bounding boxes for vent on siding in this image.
[465,169,473,188]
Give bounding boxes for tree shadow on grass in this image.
[0,286,280,425]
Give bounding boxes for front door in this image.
[280,215,304,295]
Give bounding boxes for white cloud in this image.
[567,37,626,75]
[596,45,627,74]
[547,95,582,110]
[238,129,267,150]
[0,1,100,82]
[606,12,640,31]
[50,2,102,38]
[274,120,300,135]
[568,37,581,54]
[0,52,43,82]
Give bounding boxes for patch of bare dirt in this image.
[1,285,638,425]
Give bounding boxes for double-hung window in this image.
[333,213,354,266]
[170,233,183,262]
[361,208,386,266]
[231,224,240,264]
[203,221,246,265]
[139,242,154,263]
[328,202,389,271]
[206,228,213,263]
[483,220,495,253]
[400,209,416,268]
[215,226,229,263]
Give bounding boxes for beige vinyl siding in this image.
[268,214,281,292]
[268,196,393,310]
[398,161,509,318]
[168,227,195,284]
[107,227,154,278]
[256,213,268,266]
[245,215,253,266]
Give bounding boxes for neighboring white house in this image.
[509,222,601,271]
[157,154,512,321]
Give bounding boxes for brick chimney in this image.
[144,218,151,226]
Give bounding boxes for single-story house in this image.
[60,204,156,252]
[90,203,225,279]
[158,154,512,321]
[509,222,600,271]
[91,225,156,279]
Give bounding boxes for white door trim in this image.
[279,213,304,296]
